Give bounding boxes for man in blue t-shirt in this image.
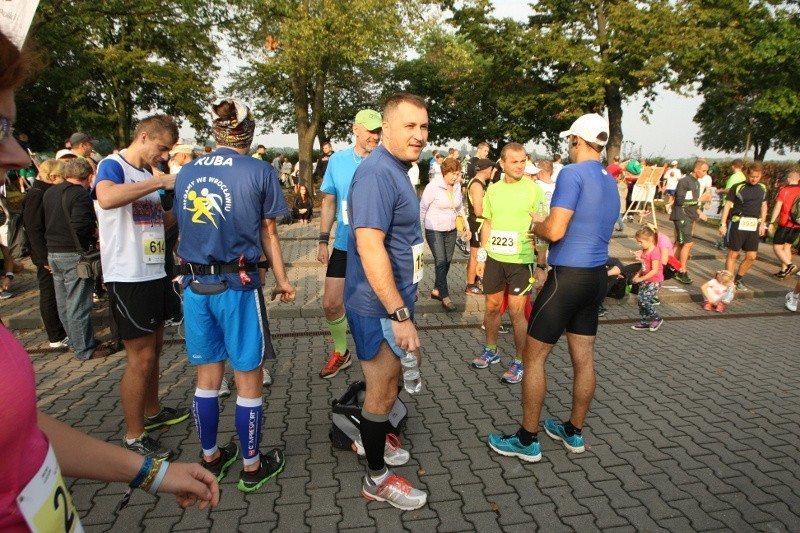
[344,94,428,511]
[175,98,295,493]
[488,114,618,464]
[316,109,382,379]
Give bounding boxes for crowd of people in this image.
[2,25,800,528]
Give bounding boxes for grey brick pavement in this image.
[6,208,800,532]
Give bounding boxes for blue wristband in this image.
[147,461,170,495]
[130,457,153,489]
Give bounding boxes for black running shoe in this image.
[201,441,239,481]
[122,434,174,460]
[144,405,191,431]
[238,448,285,492]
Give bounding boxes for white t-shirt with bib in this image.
[93,154,166,283]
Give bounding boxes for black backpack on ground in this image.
[329,381,408,450]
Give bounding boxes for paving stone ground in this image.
[5,209,800,532]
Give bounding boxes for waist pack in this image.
[330,381,408,450]
[76,249,102,280]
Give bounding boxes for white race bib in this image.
[489,230,518,255]
[341,201,349,226]
[685,191,694,200]
[411,242,424,283]
[143,231,166,264]
[17,445,84,533]
[738,217,759,231]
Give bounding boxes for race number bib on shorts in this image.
[341,201,349,225]
[17,445,84,533]
[489,230,518,255]
[738,217,759,231]
[411,242,424,283]
[143,232,166,264]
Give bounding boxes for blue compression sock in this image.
[236,396,263,466]
[193,388,220,456]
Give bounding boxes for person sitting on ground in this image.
[293,185,313,224]
[701,270,735,312]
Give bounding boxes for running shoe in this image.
[501,360,523,384]
[122,434,174,460]
[472,347,500,368]
[480,323,509,334]
[674,272,693,285]
[543,419,585,453]
[201,441,239,481]
[785,264,798,277]
[144,405,191,431]
[238,449,285,492]
[652,295,661,306]
[734,279,748,291]
[361,472,427,510]
[649,318,663,331]
[465,284,483,296]
[597,305,607,317]
[703,302,714,311]
[49,337,69,349]
[219,377,231,398]
[319,350,351,379]
[786,291,799,312]
[715,303,725,312]
[487,433,541,462]
[351,433,410,466]
[631,322,650,331]
[0,291,12,300]
[263,367,273,387]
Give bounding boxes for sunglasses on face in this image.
[0,117,13,143]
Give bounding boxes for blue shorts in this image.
[184,283,276,371]
[346,310,410,361]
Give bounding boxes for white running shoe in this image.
[219,377,231,398]
[361,471,427,510]
[786,291,799,312]
[352,433,410,466]
[49,337,69,349]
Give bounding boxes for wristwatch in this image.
[388,306,411,322]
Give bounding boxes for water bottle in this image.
[534,201,548,249]
[401,352,422,394]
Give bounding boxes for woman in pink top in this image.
[0,31,218,532]
[420,158,470,311]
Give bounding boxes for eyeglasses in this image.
[0,117,13,142]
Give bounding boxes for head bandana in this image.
[211,98,256,149]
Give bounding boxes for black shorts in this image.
[773,225,800,246]
[483,256,534,296]
[468,218,482,247]
[527,265,607,344]
[107,277,171,340]
[727,221,761,252]
[673,219,694,244]
[326,247,347,278]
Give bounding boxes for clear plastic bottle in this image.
[401,352,422,394]
[534,201,548,249]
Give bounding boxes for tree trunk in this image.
[604,83,623,164]
[753,139,768,161]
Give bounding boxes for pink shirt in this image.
[420,177,467,231]
[656,232,674,259]
[0,325,50,532]
[640,247,665,283]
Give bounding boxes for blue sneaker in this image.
[543,419,585,453]
[472,348,500,369]
[501,360,523,384]
[487,433,541,462]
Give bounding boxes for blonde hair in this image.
[715,270,734,284]
[635,224,658,243]
[38,159,65,182]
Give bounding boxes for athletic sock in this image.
[564,420,582,437]
[360,410,389,473]
[516,427,538,446]
[368,467,390,485]
[236,396,263,467]
[327,314,348,354]
[126,432,145,445]
[193,388,220,457]
[486,344,497,351]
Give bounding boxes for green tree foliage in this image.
[690,1,800,160]
[227,0,421,189]
[16,1,222,151]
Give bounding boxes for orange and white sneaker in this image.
[362,471,427,510]
[319,350,351,379]
[351,433,410,466]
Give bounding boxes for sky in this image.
[188,0,798,162]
